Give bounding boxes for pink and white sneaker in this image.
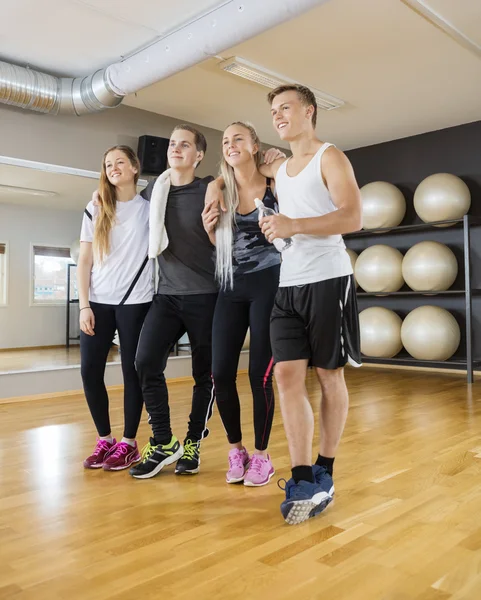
[83,438,117,469]
[102,441,141,471]
[244,454,275,487]
[226,447,250,483]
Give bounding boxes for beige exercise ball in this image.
[70,239,80,264]
[355,245,404,293]
[360,181,406,229]
[346,248,359,288]
[359,307,403,358]
[401,305,460,361]
[414,173,471,226]
[402,241,458,292]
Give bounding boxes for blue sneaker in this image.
[311,465,335,516]
[279,467,334,525]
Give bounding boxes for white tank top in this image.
[275,142,353,287]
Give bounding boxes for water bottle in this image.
[255,198,293,252]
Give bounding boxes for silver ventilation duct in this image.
[0,61,121,115]
[0,0,328,116]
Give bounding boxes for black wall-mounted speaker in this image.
[137,135,169,176]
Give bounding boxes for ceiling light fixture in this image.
[0,184,58,197]
[218,56,345,110]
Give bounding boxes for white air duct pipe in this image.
[0,0,327,116]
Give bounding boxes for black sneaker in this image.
[129,436,183,479]
[175,438,201,475]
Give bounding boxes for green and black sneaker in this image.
[129,436,183,479]
[175,438,201,475]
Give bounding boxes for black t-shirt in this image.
[141,176,217,295]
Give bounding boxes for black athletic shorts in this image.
[270,275,362,370]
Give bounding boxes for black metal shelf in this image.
[345,215,481,238]
[66,263,78,348]
[362,355,481,370]
[357,289,481,297]
[347,214,478,383]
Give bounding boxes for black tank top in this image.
[232,179,282,277]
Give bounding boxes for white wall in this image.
[0,103,223,178]
[0,202,81,349]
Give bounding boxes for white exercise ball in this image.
[359,307,403,358]
[360,181,406,229]
[355,245,404,293]
[413,173,470,226]
[346,248,359,288]
[70,239,80,264]
[401,305,460,361]
[402,241,458,292]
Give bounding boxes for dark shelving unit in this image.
[345,214,481,383]
[66,262,79,349]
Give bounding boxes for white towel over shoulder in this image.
[148,168,171,259]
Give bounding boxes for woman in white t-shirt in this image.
[77,145,153,471]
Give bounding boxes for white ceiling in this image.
[0,159,147,211]
[123,0,481,150]
[0,0,223,76]
[0,0,480,151]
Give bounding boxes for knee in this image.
[212,366,236,390]
[134,351,160,378]
[274,362,300,391]
[249,368,270,390]
[316,367,345,392]
[81,360,102,383]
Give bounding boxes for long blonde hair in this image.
[215,122,262,290]
[94,145,140,262]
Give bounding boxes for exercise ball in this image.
[401,305,460,361]
[414,173,470,226]
[360,181,406,229]
[346,248,359,288]
[70,239,80,264]
[359,307,403,358]
[355,245,404,293]
[242,329,250,351]
[402,241,458,292]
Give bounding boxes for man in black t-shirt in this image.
[130,125,218,479]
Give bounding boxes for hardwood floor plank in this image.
[1,368,480,598]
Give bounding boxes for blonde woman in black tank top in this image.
[202,122,285,487]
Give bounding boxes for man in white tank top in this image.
[259,84,363,525]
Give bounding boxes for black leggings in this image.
[80,301,151,439]
[212,265,279,451]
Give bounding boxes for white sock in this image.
[99,435,113,443]
[121,437,136,447]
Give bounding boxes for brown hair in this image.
[267,84,317,128]
[95,145,140,262]
[171,124,207,156]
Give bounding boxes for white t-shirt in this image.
[80,195,153,304]
[275,143,353,287]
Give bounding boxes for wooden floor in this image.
[0,346,119,373]
[1,367,481,599]
[0,346,190,373]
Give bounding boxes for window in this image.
[0,243,6,306]
[32,245,73,305]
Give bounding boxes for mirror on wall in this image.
[0,156,192,379]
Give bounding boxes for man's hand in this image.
[262,148,286,164]
[92,189,101,207]
[202,202,220,234]
[205,180,227,212]
[260,214,296,243]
